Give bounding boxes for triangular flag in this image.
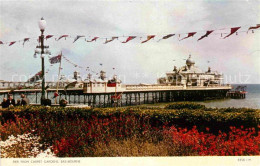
[141,35,155,43]
[57,35,69,41]
[122,36,136,43]
[197,31,213,41]
[46,35,54,40]
[104,37,118,44]
[0,41,3,45]
[23,38,30,46]
[158,34,175,42]
[87,37,98,42]
[179,32,196,41]
[73,35,85,43]
[9,41,16,46]
[223,27,240,39]
[248,24,260,32]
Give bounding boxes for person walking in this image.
[21,94,30,106]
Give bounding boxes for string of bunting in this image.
[62,55,100,75]
[0,24,259,46]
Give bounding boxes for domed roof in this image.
[186,55,195,65]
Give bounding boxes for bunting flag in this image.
[23,38,30,46]
[179,32,196,41]
[27,71,42,83]
[112,94,121,100]
[141,35,155,43]
[57,35,69,41]
[9,41,16,46]
[122,36,136,43]
[87,37,98,42]
[0,24,259,47]
[157,34,175,42]
[248,24,260,32]
[104,37,118,44]
[197,30,214,41]
[73,35,85,43]
[223,27,241,39]
[49,54,62,64]
[46,35,54,40]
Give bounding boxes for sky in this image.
[0,0,259,84]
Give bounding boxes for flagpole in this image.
[55,51,62,104]
[114,83,117,108]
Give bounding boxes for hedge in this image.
[0,104,259,134]
[164,102,206,110]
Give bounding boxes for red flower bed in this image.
[1,114,259,157]
[164,126,260,156]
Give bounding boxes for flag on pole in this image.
[87,37,98,42]
[49,54,62,64]
[46,35,54,40]
[73,35,85,43]
[9,41,16,46]
[104,37,118,44]
[23,38,30,46]
[197,31,213,41]
[179,32,196,41]
[57,35,69,41]
[157,34,175,42]
[223,27,240,39]
[141,35,155,43]
[53,92,59,99]
[122,36,136,43]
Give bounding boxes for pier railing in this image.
[125,84,232,91]
[125,85,184,91]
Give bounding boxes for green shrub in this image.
[164,102,206,110]
[0,105,259,134]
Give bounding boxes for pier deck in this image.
[0,85,231,107]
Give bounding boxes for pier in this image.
[227,91,246,99]
[0,86,231,107]
[227,85,247,99]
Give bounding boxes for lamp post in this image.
[38,17,47,104]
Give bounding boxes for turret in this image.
[186,54,195,69]
[173,66,177,72]
[100,70,106,80]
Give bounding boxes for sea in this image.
[198,84,260,109]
